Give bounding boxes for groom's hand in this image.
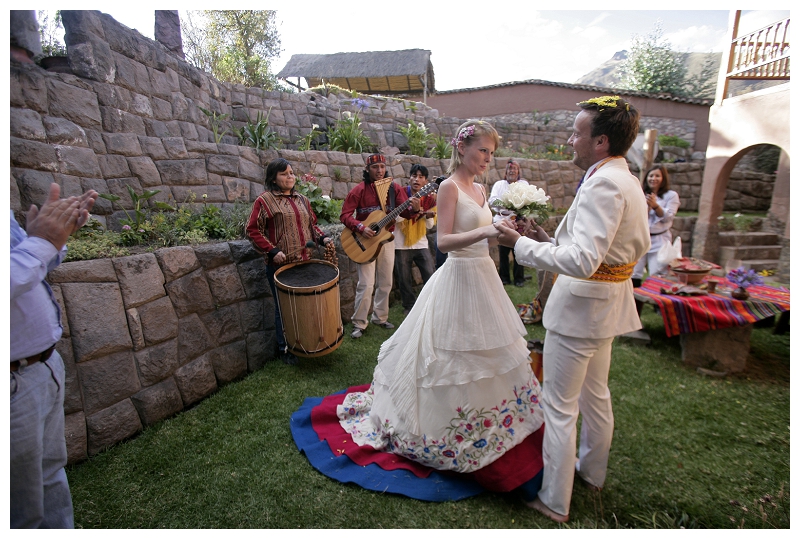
[495,218,521,248]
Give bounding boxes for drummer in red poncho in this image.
[247,158,332,365]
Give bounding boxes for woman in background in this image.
[247,158,332,365]
[632,165,680,313]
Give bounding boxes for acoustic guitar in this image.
[341,181,438,264]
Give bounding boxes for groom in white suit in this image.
[496,96,650,522]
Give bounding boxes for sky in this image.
[54,3,790,92]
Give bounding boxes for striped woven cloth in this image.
[635,276,790,337]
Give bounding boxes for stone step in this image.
[719,245,783,261]
[741,259,781,272]
[718,231,780,247]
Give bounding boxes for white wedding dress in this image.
[337,182,544,473]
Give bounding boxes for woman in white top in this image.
[336,120,545,497]
[632,165,681,311]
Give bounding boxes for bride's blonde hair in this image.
[447,120,501,174]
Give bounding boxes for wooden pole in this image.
[640,129,658,181]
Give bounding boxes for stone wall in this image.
[48,241,284,463]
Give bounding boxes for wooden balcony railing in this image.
[727,15,790,80]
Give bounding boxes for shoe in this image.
[501,280,511,286]
[279,350,298,365]
[351,328,364,339]
[526,497,569,523]
[372,321,395,329]
[515,281,525,287]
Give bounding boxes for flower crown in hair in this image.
[451,124,476,146]
[578,95,629,112]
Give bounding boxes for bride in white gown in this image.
[337,120,544,477]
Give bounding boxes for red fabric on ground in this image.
[310,383,544,490]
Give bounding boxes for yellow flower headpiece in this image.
[578,95,630,112]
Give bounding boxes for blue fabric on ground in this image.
[290,395,485,502]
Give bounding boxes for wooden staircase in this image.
[718,231,782,272]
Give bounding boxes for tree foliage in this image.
[619,21,689,97]
[181,10,281,89]
[36,10,67,57]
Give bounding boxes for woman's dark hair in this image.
[642,165,670,196]
[579,97,640,157]
[410,164,429,178]
[265,158,291,191]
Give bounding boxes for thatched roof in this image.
[277,49,435,95]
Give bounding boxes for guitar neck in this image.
[374,187,433,229]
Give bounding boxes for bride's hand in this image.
[480,224,500,239]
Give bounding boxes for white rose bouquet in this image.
[491,182,551,225]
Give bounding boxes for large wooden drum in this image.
[273,260,343,358]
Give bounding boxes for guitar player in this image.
[340,153,420,339]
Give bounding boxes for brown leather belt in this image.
[10,345,56,372]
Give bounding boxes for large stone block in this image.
[246,330,275,372]
[173,353,218,406]
[194,242,233,270]
[205,263,247,306]
[130,377,183,426]
[166,268,215,318]
[134,337,180,387]
[200,304,243,345]
[148,66,181,100]
[680,324,753,374]
[48,257,116,283]
[65,411,87,465]
[138,136,169,160]
[239,297,271,333]
[238,158,264,182]
[102,132,143,156]
[10,137,58,172]
[61,282,132,362]
[55,145,102,177]
[137,295,179,346]
[57,337,83,415]
[126,307,145,351]
[222,176,251,202]
[206,155,240,177]
[155,159,207,185]
[86,399,142,456]
[10,107,46,141]
[12,168,53,219]
[10,64,49,113]
[77,350,141,415]
[237,257,270,299]
[112,253,166,308]
[155,245,200,281]
[163,137,189,159]
[177,313,214,364]
[46,78,103,129]
[100,106,147,136]
[44,116,88,147]
[127,156,162,187]
[208,340,248,385]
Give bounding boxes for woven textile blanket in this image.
[635,276,789,337]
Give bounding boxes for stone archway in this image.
[691,83,790,281]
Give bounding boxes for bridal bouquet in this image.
[492,182,551,224]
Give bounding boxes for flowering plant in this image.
[491,182,551,224]
[726,267,764,289]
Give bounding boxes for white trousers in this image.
[352,241,395,329]
[537,330,615,517]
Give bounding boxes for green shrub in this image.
[294,174,343,225]
[430,135,452,159]
[237,110,281,150]
[658,135,691,149]
[399,121,431,157]
[327,111,372,154]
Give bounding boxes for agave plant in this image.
[236,109,280,150]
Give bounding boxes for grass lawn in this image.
[66,268,790,528]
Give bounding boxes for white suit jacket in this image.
[514,158,650,339]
